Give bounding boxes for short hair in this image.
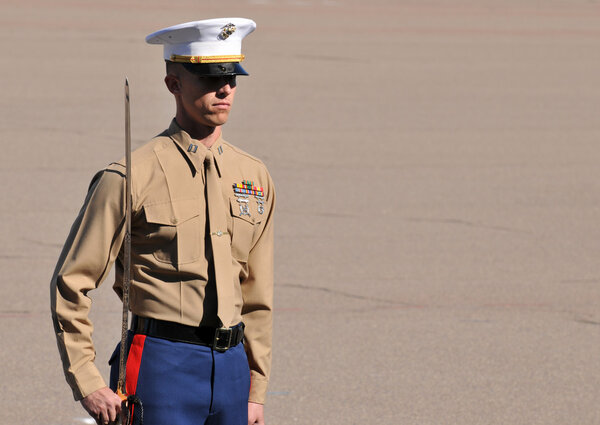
[165,60,181,75]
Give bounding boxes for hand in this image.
[80,387,122,425]
[248,401,265,425]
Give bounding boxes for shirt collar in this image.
[166,119,226,177]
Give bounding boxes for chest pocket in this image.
[229,197,262,263]
[143,199,202,265]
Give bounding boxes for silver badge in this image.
[255,195,265,215]
[235,194,251,217]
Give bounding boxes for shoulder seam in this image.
[108,136,173,169]
[223,141,266,167]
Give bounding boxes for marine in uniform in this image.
[50,18,275,425]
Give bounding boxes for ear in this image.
[165,74,181,95]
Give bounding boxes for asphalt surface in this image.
[1,1,599,424]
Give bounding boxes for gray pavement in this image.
[1,0,599,424]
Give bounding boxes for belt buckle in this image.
[213,327,233,352]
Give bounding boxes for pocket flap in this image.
[229,197,260,224]
[144,198,201,226]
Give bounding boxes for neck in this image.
[175,117,222,148]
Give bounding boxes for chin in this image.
[208,114,230,127]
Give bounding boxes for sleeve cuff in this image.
[71,361,107,401]
[248,374,269,404]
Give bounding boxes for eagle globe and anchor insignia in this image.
[219,23,237,40]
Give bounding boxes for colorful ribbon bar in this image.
[233,180,264,197]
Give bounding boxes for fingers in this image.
[95,407,120,425]
[93,410,107,425]
[95,405,119,425]
[81,387,123,425]
[101,394,121,424]
[107,401,119,423]
[95,411,109,425]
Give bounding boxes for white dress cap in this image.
[146,18,256,64]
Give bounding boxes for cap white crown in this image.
[146,18,256,63]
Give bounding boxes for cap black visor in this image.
[179,62,249,76]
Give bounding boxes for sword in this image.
[117,77,132,418]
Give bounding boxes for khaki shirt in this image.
[51,120,275,404]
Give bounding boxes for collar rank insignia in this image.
[219,23,237,40]
[233,180,265,215]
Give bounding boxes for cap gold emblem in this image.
[219,23,237,40]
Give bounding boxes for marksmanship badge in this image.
[219,23,237,40]
[233,180,265,215]
[236,195,251,217]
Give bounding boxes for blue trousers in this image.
[109,334,250,425]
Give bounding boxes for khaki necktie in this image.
[204,151,234,326]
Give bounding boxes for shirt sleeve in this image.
[241,172,276,404]
[50,165,126,400]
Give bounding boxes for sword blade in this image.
[117,77,132,398]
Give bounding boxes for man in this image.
[50,18,275,425]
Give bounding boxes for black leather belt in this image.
[132,316,244,352]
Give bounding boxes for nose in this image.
[218,82,232,95]
[216,75,236,96]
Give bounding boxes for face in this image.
[166,67,237,129]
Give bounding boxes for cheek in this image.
[193,98,209,110]
[188,95,211,114]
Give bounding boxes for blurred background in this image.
[1,0,599,423]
